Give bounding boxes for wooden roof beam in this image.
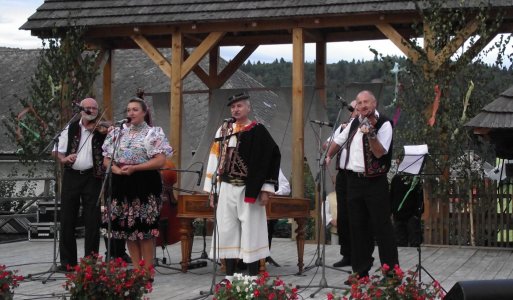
[450,30,499,71]
[213,44,258,89]
[181,32,225,80]
[131,33,172,77]
[84,14,419,38]
[184,49,213,88]
[432,18,480,72]
[376,22,422,64]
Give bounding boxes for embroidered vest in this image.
[346,116,393,177]
[65,120,107,178]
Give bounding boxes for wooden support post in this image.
[292,27,305,199]
[102,49,113,120]
[315,41,327,107]
[171,32,183,172]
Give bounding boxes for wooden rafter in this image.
[181,32,225,79]
[450,30,499,71]
[84,13,419,38]
[433,18,481,71]
[214,45,258,89]
[376,22,422,64]
[131,34,172,77]
[184,49,212,88]
[424,23,435,63]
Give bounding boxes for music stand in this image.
[396,145,446,293]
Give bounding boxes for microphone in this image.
[310,120,333,127]
[196,164,204,186]
[336,95,349,107]
[72,102,92,115]
[115,117,131,125]
[223,117,236,123]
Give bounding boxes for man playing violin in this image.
[325,90,398,282]
[53,97,108,271]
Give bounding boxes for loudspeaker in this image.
[445,279,513,300]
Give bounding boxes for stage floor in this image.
[2,236,513,299]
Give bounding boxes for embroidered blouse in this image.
[102,122,173,165]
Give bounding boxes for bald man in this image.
[326,91,398,280]
[53,98,106,271]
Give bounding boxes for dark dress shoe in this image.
[333,257,351,268]
[266,256,281,267]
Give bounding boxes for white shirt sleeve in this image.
[377,121,393,153]
[54,125,70,153]
[275,169,291,196]
[332,119,353,146]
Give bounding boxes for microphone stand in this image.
[193,121,230,300]
[297,96,349,298]
[98,123,125,263]
[28,110,81,283]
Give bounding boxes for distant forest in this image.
[240,57,513,122]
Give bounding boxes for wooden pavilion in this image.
[21,0,513,203]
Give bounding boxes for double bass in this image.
[156,160,181,247]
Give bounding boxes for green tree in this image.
[4,27,99,162]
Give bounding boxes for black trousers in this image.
[335,170,351,259]
[267,219,277,248]
[59,169,101,267]
[347,173,398,276]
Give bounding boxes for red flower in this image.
[382,263,390,272]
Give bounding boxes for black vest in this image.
[346,115,393,177]
[65,120,106,178]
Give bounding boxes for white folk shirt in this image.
[54,118,94,171]
[332,112,392,173]
[326,120,354,170]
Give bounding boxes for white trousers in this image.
[210,182,270,263]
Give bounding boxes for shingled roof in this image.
[465,85,513,129]
[21,0,513,49]
[0,47,275,154]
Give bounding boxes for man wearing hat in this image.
[203,92,281,281]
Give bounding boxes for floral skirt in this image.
[102,170,162,241]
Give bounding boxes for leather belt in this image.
[66,168,93,175]
[347,170,366,178]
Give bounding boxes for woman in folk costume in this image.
[102,97,173,271]
[204,92,281,281]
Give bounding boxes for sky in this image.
[1,1,509,65]
[0,0,406,63]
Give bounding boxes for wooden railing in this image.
[424,179,513,247]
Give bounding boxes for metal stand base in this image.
[413,246,447,293]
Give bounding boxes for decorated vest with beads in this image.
[65,120,106,178]
[346,116,393,177]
